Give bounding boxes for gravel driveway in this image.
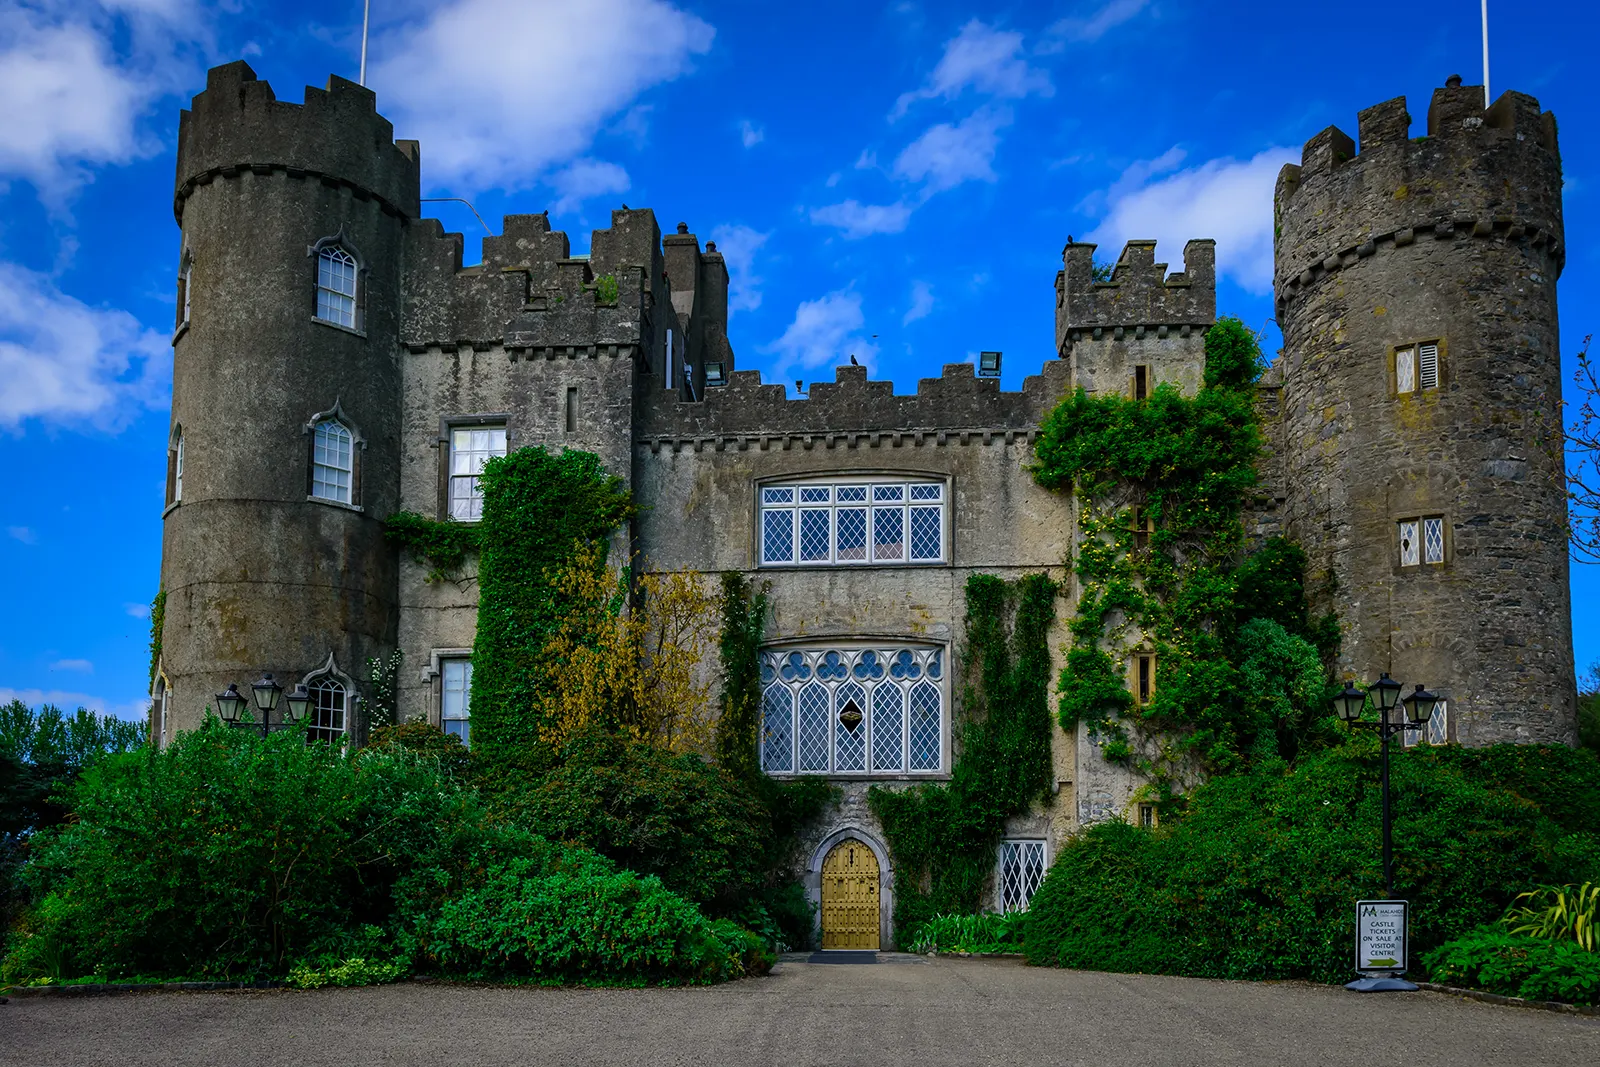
[4,956,1597,1067]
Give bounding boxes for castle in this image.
[151,61,1574,948]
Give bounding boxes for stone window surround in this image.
[421,647,474,731]
[754,470,951,569]
[759,638,953,779]
[299,652,358,748]
[1390,336,1447,396]
[1395,514,1450,570]
[303,399,365,512]
[308,227,367,337]
[435,414,510,521]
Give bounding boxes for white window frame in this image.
[440,657,472,747]
[315,246,359,329]
[172,432,184,504]
[996,839,1047,913]
[759,477,947,567]
[300,653,356,747]
[759,643,948,776]
[1398,515,1445,567]
[448,425,507,522]
[311,420,354,504]
[1404,699,1450,747]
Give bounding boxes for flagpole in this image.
[359,0,371,86]
[1481,0,1490,107]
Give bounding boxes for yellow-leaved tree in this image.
[535,542,720,753]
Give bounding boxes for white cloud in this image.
[708,224,769,315]
[0,1,209,195]
[1046,0,1152,45]
[0,261,172,431]
[762,290,879,382]
[50,659,94,673]
[809,200,914,239]
[547,158,630,214]
[739,120,764,148]
[903,281,935,325]
[8,526,37,544]
[892,20,1051,118]
[371,0,714,193]
[1085,147,1296,294]
[125,602,151,619]
[893,106,1011,192]
[0,686,149,721]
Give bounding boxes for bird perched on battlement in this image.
[850,354,859,365]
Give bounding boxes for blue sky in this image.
[1,0,1594,719]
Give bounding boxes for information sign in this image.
[1355,899,1408,975]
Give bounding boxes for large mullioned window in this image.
[760,478,946,566]
[760,644,945,775]
[448,426,507,521]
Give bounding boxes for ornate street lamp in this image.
[215,673,308,738]
[1332,673,1442,992]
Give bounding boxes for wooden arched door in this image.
[820,839,881,949]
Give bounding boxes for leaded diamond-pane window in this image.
[758,478,946,566]
[758,644,946,775]
[997,840,1047,913]
[1422,517,1444,564]
[1398,520,1419,567]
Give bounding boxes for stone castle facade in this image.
[152,62,1574,943]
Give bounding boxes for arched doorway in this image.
[820,838,881,949]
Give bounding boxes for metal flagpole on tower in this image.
[359,0,371,86]
[1481,0,1490,106]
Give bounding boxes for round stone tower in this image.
[1273,78,1572,744]
[156,62,418,740]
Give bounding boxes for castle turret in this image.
[1273,79,1572,744]
[156,62,418,742]
[1057,238,1216,398]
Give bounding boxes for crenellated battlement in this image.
[174,61,420,223]
[1056,239,1214,354]
[638,359,1073,447]
[1274,81,1563,303]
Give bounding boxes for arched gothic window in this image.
[175,249,193,332]
[310,230,365,332]
[312,420,353,504]
[300,653,355,746]
[166,426,184,507]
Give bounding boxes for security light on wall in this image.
[978,351,1002,378]
[705,361,727,387]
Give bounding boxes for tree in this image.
[534,543,721,753]
[1564,335,1600,562]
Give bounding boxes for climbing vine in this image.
[1032,317,1336,789]
[713,572,770,782]
[868,573,1059,935]
[468,446,634,762]
[147,589,166,687]
[384,512,481,583]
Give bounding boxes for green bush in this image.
[408,841,765,985]
[1025,743,1600,984]
[906,911,1027,954]
[369,720,472,780]
[502,727,768,913]
[1424,926,1600,1005]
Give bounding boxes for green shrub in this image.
[1501,882,1600,951]
[369,721,472,780]
[1025,743,1600,983]
[503,727,767,913]
[409,842,762,985]
[1424,927,1600,1005]
[906,911,1028,954]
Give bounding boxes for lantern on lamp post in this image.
[214,673,310,738]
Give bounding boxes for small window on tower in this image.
[1395,341,1441,395]
[1130,506,1154,551]
[1134,365,1150,401]
[1137,804,1158,829]
[1398,519,1420,567]
[176,251,193,333]
[565,386,578,433]
[1398,516,1446,567]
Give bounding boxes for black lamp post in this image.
[1331,673,1440,898]
[215,673,311,737]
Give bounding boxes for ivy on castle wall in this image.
[384,512,481,583]
[467,447,635,763]
[147,589,167,689]
[1033,317,1337,787]
[869,573,1059,935]
[713,572,770,782]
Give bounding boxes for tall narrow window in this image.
[1418,343,1440,390]
[167,429,184,507]
[565,386,578,433]
[1131,506,1153,551]
[1395,345,1416,394]
[1133,653,1155,706]
[1422,516,1445,564]
[307,677,347,744]
[666,327,675,391]
[449,426,507,521]
[441,658,472,746]
[175,252,192,332]
[316,246,359,329]
[311,420,354,504]
[1138,804,1158,828]
[996,840,1046,913]
[1398,519,1420,566]
[1134,365,1149,401]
